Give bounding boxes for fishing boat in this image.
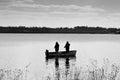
[45,50,76,58]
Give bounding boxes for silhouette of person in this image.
[64,41,70,52]
[54,42,59,52]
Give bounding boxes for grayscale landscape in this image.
[0,0,120,80]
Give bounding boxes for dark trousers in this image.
[66,47,69,52]
[55,48,59,52]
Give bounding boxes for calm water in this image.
[0,34,120,80]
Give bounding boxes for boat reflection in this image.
[45,57,76,80]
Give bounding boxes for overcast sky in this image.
[0,0,120,27]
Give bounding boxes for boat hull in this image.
[45,50,76,58]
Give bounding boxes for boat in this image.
[45,50,76,58]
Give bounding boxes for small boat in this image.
[45,50,76,58]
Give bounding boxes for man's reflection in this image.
[65,58,70,69]
[55,58,60,80]
[55,58,59,69]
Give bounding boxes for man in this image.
[64,41,70,52]
[54,42,59,52]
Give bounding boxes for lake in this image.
[0,34,120,80]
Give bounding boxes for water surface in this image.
[0,34,120,80]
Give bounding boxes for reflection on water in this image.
[65,58,70,69]
[55,58,59,69]
[46,57,76,80]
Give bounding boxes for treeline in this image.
[0,26,120,34]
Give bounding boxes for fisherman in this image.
[64,41,70,52]
[54,42,59,52]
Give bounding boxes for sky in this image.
[0,0,120,28]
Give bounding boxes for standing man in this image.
[64,41,70,52]
[54,42,59,52]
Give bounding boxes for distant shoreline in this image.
[0,32,120,34]
[0,26,120,34]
